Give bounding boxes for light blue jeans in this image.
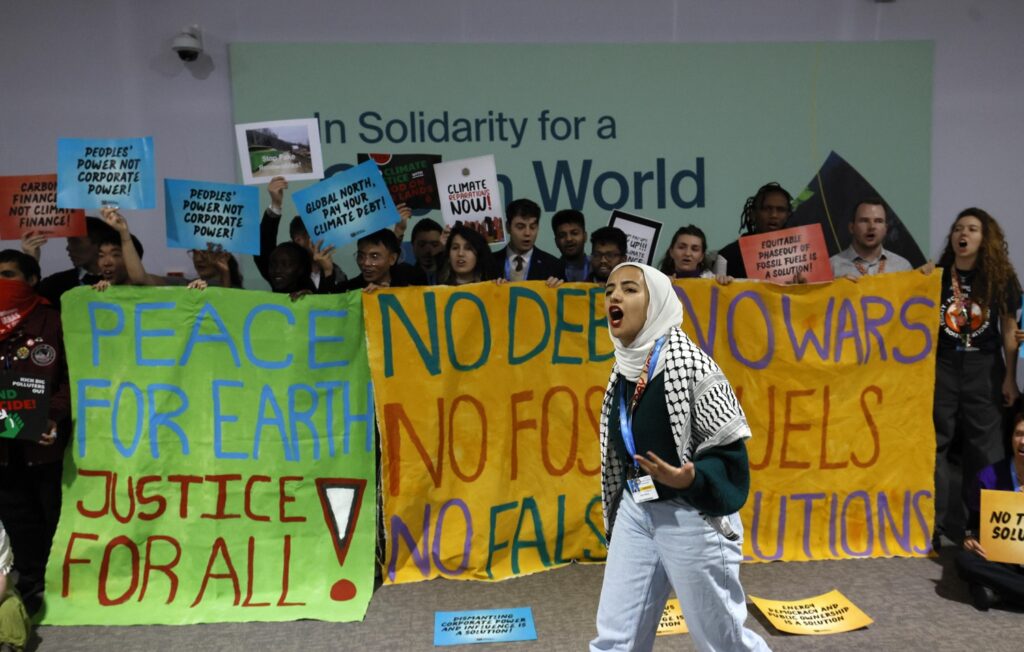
[590,492,770,652]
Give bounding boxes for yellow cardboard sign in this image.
[979,489,1024,564]
[656,598,689,636]
[749,589,873,635]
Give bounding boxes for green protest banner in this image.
[43,287,376,625]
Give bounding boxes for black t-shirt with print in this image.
[938,266,1021,353]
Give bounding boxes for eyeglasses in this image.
[355,251,387,263]
[592,251,624,261]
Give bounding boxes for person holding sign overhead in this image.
[591,262,767,652]
[714,182,792,279]
[0,250,69,616]
[957,408,1024,610]
[933,209,1022,549]
[256,176,349,293]
[493,199,564,285]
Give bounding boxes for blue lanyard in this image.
[1012,460,1021,492]
[617,336,666,468]
[504,251,534,280]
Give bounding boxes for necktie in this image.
[514,256,524,272]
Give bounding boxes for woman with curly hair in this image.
[933,208,1023,549]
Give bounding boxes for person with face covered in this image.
[591,262,768,652]
[0,251,70,616]
[932,208,1022,549]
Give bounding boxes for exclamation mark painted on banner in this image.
[315,478,367,601]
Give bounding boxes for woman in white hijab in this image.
[590,263,769,652]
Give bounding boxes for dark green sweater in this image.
[611,373,750,516]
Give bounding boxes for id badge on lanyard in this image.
[619,336,666,503]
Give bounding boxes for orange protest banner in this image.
[0,174,86,239]
[739,223,833,283]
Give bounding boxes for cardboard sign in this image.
[980,489,1024,564]
[656,598,689,636]
[434,155,505,245]
[234,118,325,185]
[608,210,663,266]
[749,590,873,635]
[0,373,51,443]
[0,174,85,239]
[739,224,833,283]
[56,137,156,209]
[164,179,260,255]
[357,153,442,210]
[291,159,401,250]
[434,608,537,646]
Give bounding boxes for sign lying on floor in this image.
[749,589,872,635]
[980,489,1024,564]
[434,607,537,646]
[655,598,689,636]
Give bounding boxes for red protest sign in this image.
[739,223,833,283]
[0,174,86,239]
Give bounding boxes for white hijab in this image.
[607,262,683,381]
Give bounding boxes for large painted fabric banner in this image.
[45,287,376,624]
[367,272,939,583]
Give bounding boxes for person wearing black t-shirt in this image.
[932,208,1022,549]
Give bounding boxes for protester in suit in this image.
[493,199,563,285]
[31,217,112,309]
[340,229,428,292]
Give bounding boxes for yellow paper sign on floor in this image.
[656,598,688,636]
[980,489,1024,564]
[749,589,872,635]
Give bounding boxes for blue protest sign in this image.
[56,137,156,209]
[164,179,260,254]
[291,159,400,249]
[434,608,537,646]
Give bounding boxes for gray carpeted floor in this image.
[29,547,1021,651]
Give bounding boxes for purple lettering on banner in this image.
[389,504,431,581]
[893,296,934,364]
[792,492,827,559]
[432,499,473,576]
[876,491,913,555]
[860,295,894,362]
[782,295,833,362]
[749,492,785,561]
[832,299,865,364]
[840,490,873,557]
[674,285,718,355]
[829,493,840,558]
[727,291,774,370]
[912,490,933,554]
